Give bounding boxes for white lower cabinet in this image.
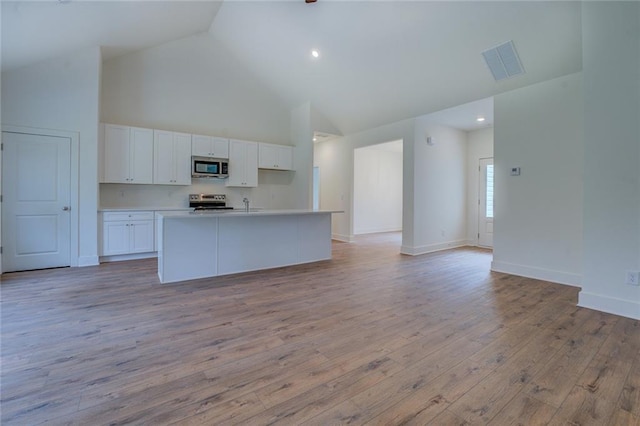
[101,211,154,256]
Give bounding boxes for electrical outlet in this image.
[626,271,640,286]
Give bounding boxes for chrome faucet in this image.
[242,198,250,212]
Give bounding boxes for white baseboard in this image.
[77,255,99,267]
[578,291,640,320]
[354,227,402,235]
[491,260,582,287]
[100,252,157,263]
[400,239,468,256]
[332,233,354,243]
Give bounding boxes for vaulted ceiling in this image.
[1,1,583,135]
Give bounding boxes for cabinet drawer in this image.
[103,211,154,222]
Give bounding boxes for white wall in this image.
[100,170,296,211]
[314,119,414,242]
[0,3,3,272]
[353,144,403,234]
[581,2,640,319]
[291,102,314,210]
[492,72,583,286]
[405,121,467,255]
[311,106,342,139]
[101,33,290,145]
[2,47,101,266]
[466,127,494,245]
[100,33,309,212]
[314,114,467,253]
[314,136,353,241]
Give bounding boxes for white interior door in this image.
[478,158,494,248]
[2,132,71,271]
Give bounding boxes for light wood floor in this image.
[1,233,638,425]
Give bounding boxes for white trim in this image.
[400,239,468,256]
[578,291,640,320]
[354,227,402,235]
[78,256,100,267]
[1,125,80,269]
[100,252,157,263]
[491,260,582,287]
[332,233,354,243]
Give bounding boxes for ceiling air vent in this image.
[482,40,525,81]
[313,131,340,143]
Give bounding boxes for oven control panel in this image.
[189,194,226,202]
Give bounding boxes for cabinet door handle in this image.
[62,206,71,211]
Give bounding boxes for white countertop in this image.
[157,209,342,218]
[99,207,191,212]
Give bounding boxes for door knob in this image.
[62,206,71,211]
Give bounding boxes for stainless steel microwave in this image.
[192,156,229,178]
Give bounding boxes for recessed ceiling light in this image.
[311,50,320,59]
[313,137,317,142]
[476,116,485,122]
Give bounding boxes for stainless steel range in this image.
[189,194,234,211]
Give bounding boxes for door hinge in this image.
[1,143,3,151]
[478,165,480,172]
[478,199,480,205]
[1,247,3,254]
[478,233,480,239]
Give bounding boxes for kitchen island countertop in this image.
[99,207,191,212]
[157,209,342,218]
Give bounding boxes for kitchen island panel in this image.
[158,216,218,283]
[157,210,337,283]
[298,213,332,263]
[217,215,300,276]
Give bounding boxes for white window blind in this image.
[486,165,494,218]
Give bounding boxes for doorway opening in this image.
[353,140,403,245]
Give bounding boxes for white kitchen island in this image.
[156,210,340,283]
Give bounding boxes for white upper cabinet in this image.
[174,133,192,184]
[258,143,294,171]
[192,135,229,159]
[102,124,153,184]
[153,131,192,185]
[226,139,258,187]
